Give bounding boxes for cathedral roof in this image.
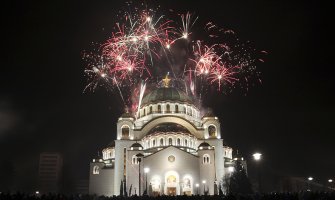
[148,123,190,134]
[143,123,193,138]
[141,87,194,107]
[120,112,134,118]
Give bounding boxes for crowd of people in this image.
[1,192,335,200]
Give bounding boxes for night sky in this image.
[1,0,334,192]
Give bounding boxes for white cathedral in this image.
[89,77,239,196]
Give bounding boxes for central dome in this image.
[141,87,193,107]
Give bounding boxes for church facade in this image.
[89,83,237,196]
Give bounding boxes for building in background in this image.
[38,153,63,193]
[278,176,333,192]
[74,179,89,194]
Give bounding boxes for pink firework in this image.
[192,41,220,75]
[208,64,240,91]
[83,4,265,108]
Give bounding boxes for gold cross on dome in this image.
[162,73,171,88]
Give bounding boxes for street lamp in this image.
[195,183,199,195]
[328,179,334,190]
[253,152,262,193]
[136,153,144,196]
[307,177,313,191]
[253,153,262,161]
[228,166,234,173]
[202,180,207,195]
[144,167,150,195]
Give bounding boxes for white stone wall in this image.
[202,117,221,139]
[90,100,238,196]
[141,146,200,195]
[89,162,114,196]
[206,139,226,189]
[117,119,134,140]
[198,149,216,195]
[134,102,202,128]
[126,150,144,196]
[114,140,138,195]
[142,133,197,150]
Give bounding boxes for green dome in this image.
[141,87,193,106]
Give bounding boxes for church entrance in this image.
[164,171,179,195]
[167,187,176,196]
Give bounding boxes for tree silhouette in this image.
[228,160,253,195]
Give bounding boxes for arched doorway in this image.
[164,171,179,196]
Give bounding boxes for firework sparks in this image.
[83,3,265,111]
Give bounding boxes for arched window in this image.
[132,155,138,165]
[149,106,152,114]
[175,105,179,113]
[160,138,164,146]
[144,109,146,116]
[158,105,161,113]
[184,106,187,114]
[166,104,170,113]
[183,177,192,189]
[203,154,210,164]
[208,125,217,137]
[168,138,173,145]
[152,139,156,147]
[93,165,99,174]
[177,138,181,146]
[121,125,130,139]
[185,139,188,147]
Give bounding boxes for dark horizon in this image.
[1,0,334,193]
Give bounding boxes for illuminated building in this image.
[89,79,236,196]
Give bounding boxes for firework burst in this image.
[83,3,265,110]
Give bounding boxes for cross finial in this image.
[162,72,171,88]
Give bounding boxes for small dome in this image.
[121,112,134,118]
[141,87,194,107]
[198,142,211,149]
[131,142,143,149]
[135,153,144,157]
